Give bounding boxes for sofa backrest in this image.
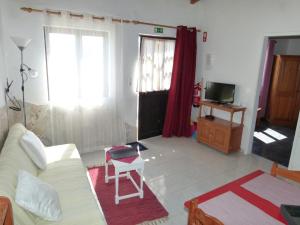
[0,123,38,225]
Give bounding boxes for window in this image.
[139,36,175,92]
[44,27,108,107]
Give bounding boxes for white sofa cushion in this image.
[0,124,107,225]
[0,124,38,225]
[20,130,47,170]
[37,145,107,225]
[15,170,62,221]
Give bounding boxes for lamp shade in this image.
[10,36,32,50]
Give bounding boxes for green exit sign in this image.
[154,27,164,33]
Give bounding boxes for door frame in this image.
[250,32,300,169]
[137,35,176,140]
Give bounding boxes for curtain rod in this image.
[20,7,201,32]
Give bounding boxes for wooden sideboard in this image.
[197,101,246,154]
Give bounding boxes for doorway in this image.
[252,36,300,166]
[138,90,169,139]
[137,35,175,140]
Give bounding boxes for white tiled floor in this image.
[81,136,273,225]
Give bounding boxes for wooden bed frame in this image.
[271,163,300,183]
[187,199,224,225]
[187,163,300,225]
[0,197,13,225]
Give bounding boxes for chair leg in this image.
[139,169,144,199]
[105,161,108,183]
[115,172,119,204]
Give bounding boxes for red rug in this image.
[88,166,168,225]
[184,170,289,224]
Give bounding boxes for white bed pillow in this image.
[20,130,47,170]
[15,170,62,221]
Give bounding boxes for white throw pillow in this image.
[15,170,62,221]
[20,130,47,170]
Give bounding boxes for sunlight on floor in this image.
[254,126,288,144]
[82,136,274,225]
[264,128,287,140]
[254,131,276,144]
[143,151,175,163]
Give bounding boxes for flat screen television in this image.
[205,81,235,104]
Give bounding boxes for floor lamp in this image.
[11,36,38,128]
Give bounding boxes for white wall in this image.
[0,0,9,148]
[289,112,300,170]
[0,0,201,128]
[194,0,300,153]
[5,0,300,155]
[287,39,300,55]
[274,38,300,55]
[0,3,6,108]
[274,39,289,55]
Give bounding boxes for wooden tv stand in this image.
[197,101,246,154]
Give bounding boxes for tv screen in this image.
[205,81,235,104]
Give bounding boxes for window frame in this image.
[138,35,176,93]
[44,26,109,103]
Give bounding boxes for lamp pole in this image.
[19,47,27,128]
[10,36,38,128]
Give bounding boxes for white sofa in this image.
[0,124,107,225]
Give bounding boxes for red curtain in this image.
[162,26,197,137]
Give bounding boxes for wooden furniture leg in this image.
[271,163,300,183]
[187,199,224,225]
[0,197,14,225]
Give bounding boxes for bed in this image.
[186,163,300,225]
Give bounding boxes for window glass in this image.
[139,37,175,92]
[45,27,108,107]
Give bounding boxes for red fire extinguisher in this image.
[193,81,202,107]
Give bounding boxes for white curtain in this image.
[139,37,175,92]
[44,12,126,153]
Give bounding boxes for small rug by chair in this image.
[126,141,148,151]
[184,170,300,225]
[88,166,168,225]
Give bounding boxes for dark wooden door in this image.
[293,62,300,123]
[138,91,169,140]
[268,55,300,126]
